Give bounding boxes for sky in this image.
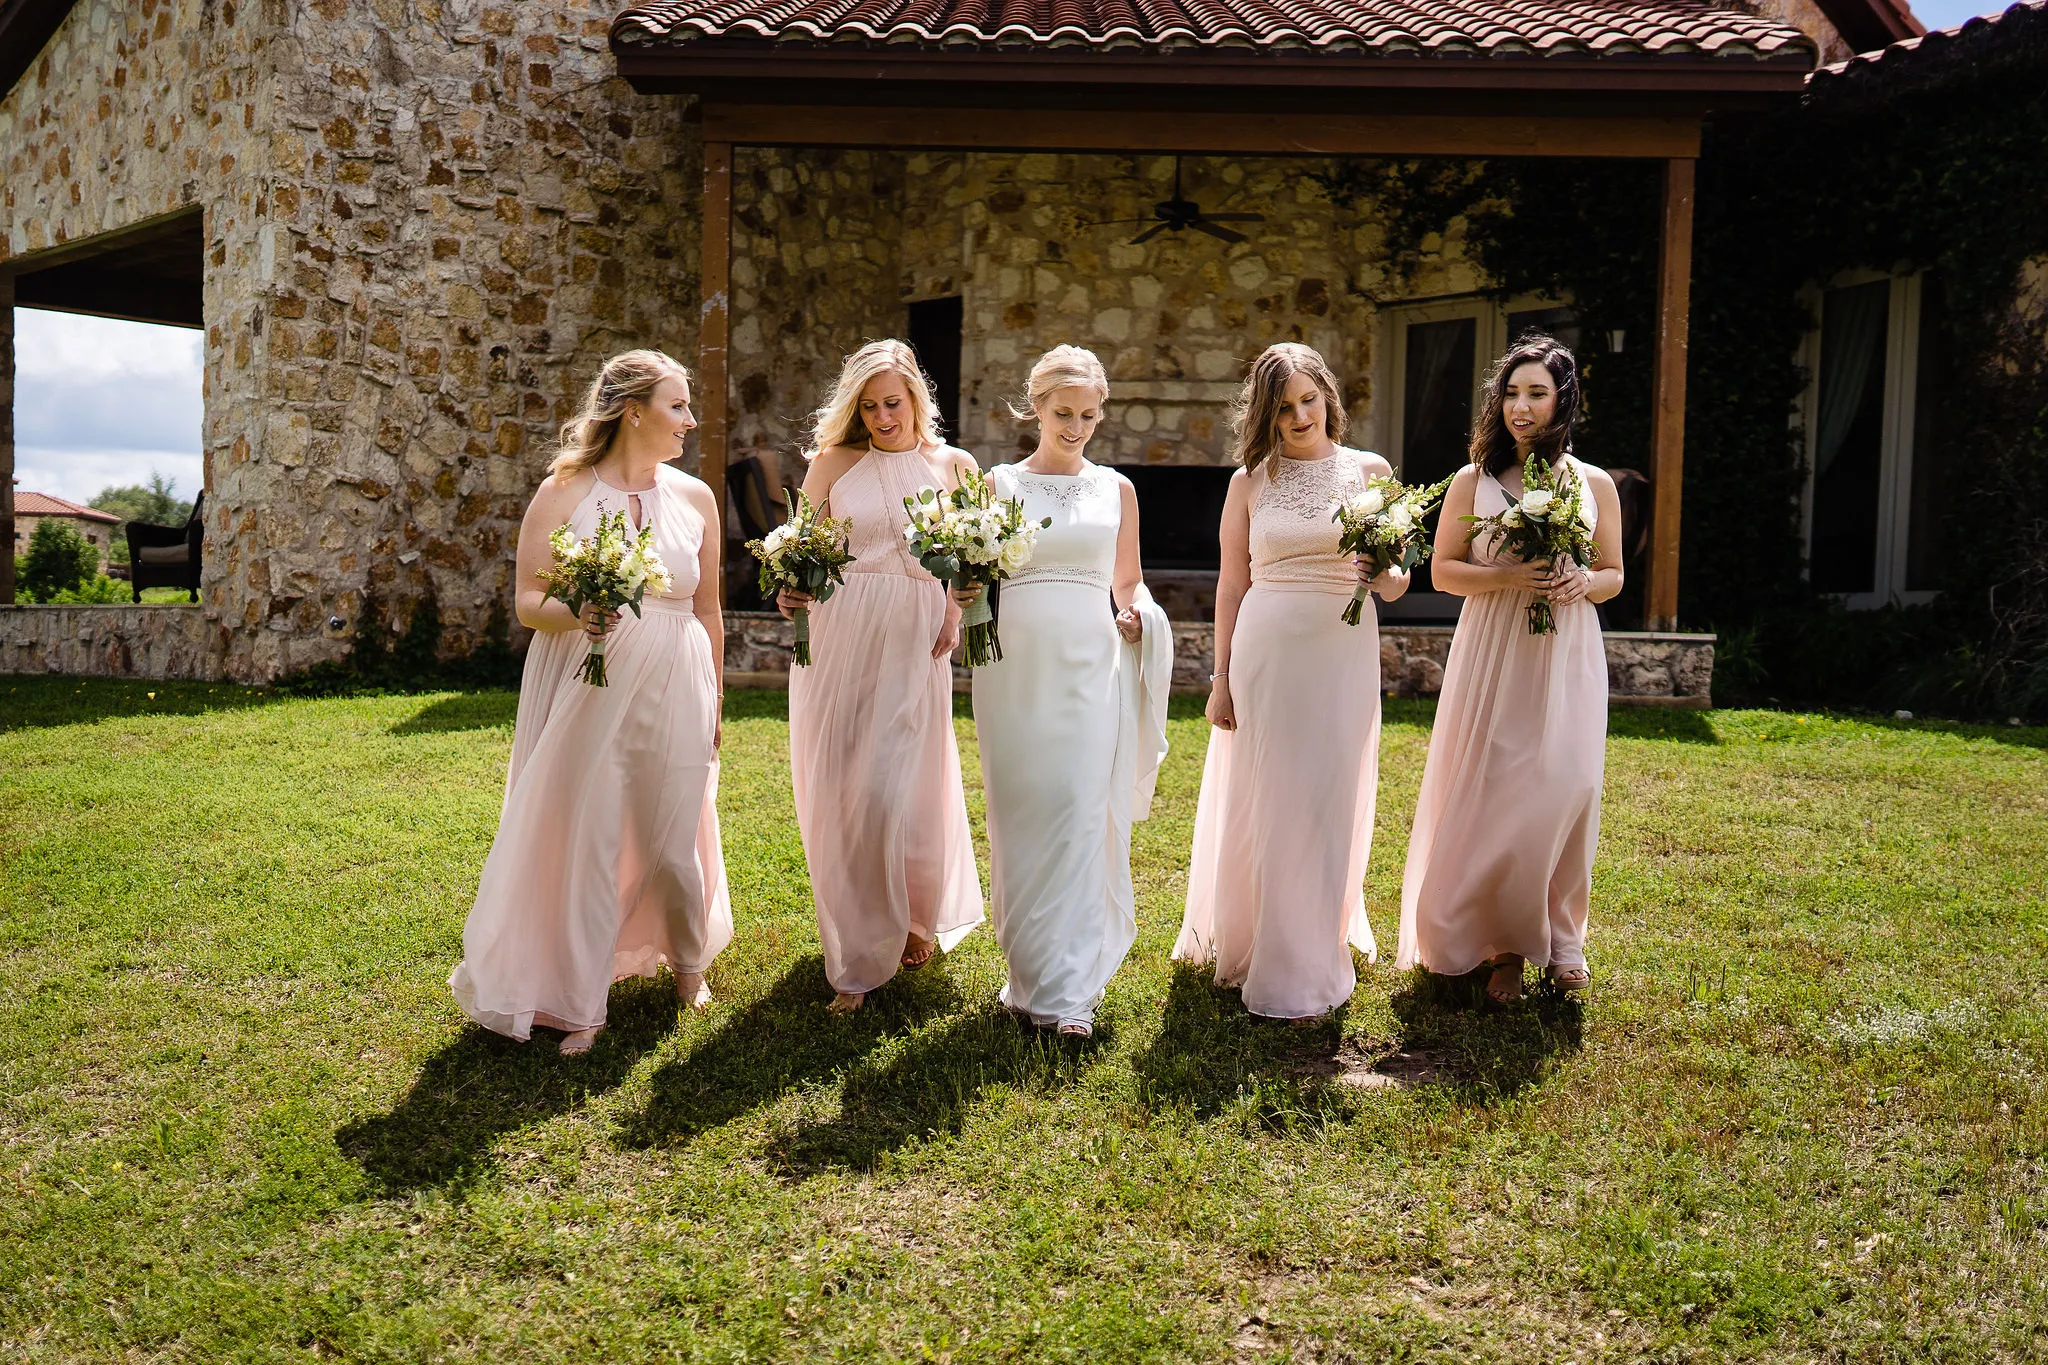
[1909,0,2010,30]
[11,308,204,509]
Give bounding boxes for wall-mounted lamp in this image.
[1607,329,1627,354]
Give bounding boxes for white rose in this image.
[1385,503,1415,532]
[998,536,1032,574]
[1355,488,1386,517]
[763,524,793,553]
[1521,489,1555,517]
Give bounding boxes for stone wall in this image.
[722,611,1715,706]
[2,0,701,682]
[0,603,224,678]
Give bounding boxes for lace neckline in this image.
[1014,461,1096,480]
[1259,447,1363,521]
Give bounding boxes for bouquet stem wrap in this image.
[791,605,813,667]
[579,632,609,686]
[958,588,998,666]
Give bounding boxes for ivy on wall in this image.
[1319,10,2048,718]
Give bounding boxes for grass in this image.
[2,676,2045,1362]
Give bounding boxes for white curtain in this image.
[1814,281,1890,478]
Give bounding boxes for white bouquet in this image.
[537,506,672,685]
[1461,453,1599,635]
[901,466,1050,667]
[1331,472,1454,626]
[746,490,854,666]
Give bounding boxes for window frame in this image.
[1798,269,1937,608]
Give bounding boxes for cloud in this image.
[11,308,203,503]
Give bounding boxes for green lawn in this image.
[2,677,2045,1362]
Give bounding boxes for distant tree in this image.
[91,472,192,531]
[17,518,101,602]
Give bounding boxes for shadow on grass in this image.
[1134,961,1584,1119]
[1132,963,1359,1122]
[0,675,286,732]
[1608,707,1720,744]
[763,1004,1103,1176]
[614,953,963,1151]
[388,692,519,734]
[336,973,681,1194]
[1381,967,1585,1100]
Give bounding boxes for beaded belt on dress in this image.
[1007,564,1111,589]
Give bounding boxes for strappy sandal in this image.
[558,1027,603,1055]
[1546,965,1591,992]
[900,934,937,969]
[1484,955,1524,1006]
[1056,1018,1093,1040]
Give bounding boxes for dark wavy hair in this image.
[1469,334,1581,477]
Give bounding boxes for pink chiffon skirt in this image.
[1177,583,1381,1018]
[1396,589,1606,975]
[450,600,731,1040]
[789,571,983,995]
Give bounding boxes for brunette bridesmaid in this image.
[1174,343,1409,1021]
[1396,334,1624,1004]
[450,350,730,1054]
[778,341,985,1013]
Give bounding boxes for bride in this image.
[961,346,1171,1039]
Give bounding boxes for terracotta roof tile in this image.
[15,491,122,522]
[1812,0,2044,85]
[614,0,1814,60]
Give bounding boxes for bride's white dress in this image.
[972,462,1171,1029]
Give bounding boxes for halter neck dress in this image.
[1397,456,1608,976]
[1175,447,1385,1019]
[451,465,731,1039]
[787,444,984,997]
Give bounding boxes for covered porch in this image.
[611,0,1822,695]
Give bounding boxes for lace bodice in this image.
[573,468,704,603]
[1470,455,1599,567]
[827,445,955,579]
[990,461,1122,590]
[1248,447,1373,590]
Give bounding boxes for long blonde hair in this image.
[806,340,945,456]
[1229,342,1348,474]
[1008,344,1110,420]
[550,349,690,476]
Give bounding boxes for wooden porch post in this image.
[0,271,14,606]
[699,139,733,604]
[1647,157,1695,632]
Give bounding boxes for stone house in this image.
[12,487,120,565]
[0,0,1962,694]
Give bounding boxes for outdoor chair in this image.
[125,491,205,603]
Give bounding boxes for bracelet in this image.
[1210,671,1227,681]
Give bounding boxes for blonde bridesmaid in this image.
[1396,334,1624,1004]
[450,350,730,1054]
[778,341,985,1013]
[1174,343,1409,1021]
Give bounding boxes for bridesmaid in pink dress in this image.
[776,341,985,1013]
[1175,344,1410,1021]
[450,350,730,1054]
[1396,335,1626,1004]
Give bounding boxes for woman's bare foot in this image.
[559,1027,602,1055]
[900,933,937,969]
[829,992,865,1014]
[1485,954,1525,1005]
[675,971,712,1010]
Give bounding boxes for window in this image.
[1372,296,1577,619]
[1803,272,1947,606]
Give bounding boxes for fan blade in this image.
[1201,213,1266,223]
[1129,222,1172,245]
[1192,220,1248,244]
[1081,218,1156,228]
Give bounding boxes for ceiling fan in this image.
[1091,157,1265,245]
